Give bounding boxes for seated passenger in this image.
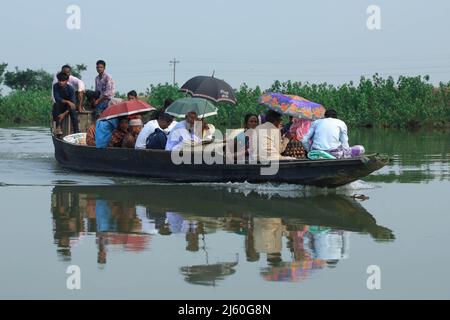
[200,118,215,141]
[234,113,259,159]
[135,113,175,149]
[249,110,294,161]
[95,118,119,148]
[122,119,143,148]
[301,109,364,159]
[86,123,96,146]
[52,72,80,134]
[165,111,202,151]
[52,64,86,112]
[108,117,129,148]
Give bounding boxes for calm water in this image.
[0,127,449,299]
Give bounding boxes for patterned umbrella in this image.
[258,93,325,120]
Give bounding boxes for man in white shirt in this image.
[165,111,202,151]
[51,65,86,112]
[135,113,176,149]
[301,109,363,158]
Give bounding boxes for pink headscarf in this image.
[290,118,312,141]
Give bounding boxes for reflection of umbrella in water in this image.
[98,100,155,121]
[261,260,326,282]
[180,235,239,286]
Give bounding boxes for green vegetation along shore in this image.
[1,74,449,129]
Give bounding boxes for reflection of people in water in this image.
[94,201,154,264]
[260,225,350,282]
[51,191,84,261]
[52,191,155,265]
[162,212,205,252]
[253,218,285,265]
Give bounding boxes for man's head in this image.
[118,117,129,132]
[265,110,283,127]
[324,109,338,119]
[157,113,174,130]
[56,72,69,87]
[159,98,174,114]
[163,98,174,109]
[128,118,143,135]
[61,64,72,76]
[185,111,198,127]
[96,60,106,75]
[127,90,138,101]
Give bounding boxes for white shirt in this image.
[165,120,201,151]
[135,120,177,149]
[51,74,86,103]
[301,118,349,151]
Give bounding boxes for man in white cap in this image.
[122,118,143,148]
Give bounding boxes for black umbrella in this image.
[180,75,237,104]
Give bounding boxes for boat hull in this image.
[52,135,388,188]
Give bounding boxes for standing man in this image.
[52,72,79,134]
[94,60,115,116]
[52,64,86,112]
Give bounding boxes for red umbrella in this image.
[98,100,155,121]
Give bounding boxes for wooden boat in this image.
[52,132,389,188]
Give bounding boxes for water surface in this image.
[0,127,449,299]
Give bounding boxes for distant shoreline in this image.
[1,75,449,129]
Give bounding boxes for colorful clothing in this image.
[328,145,365,159]
[122,132,139,149]
[108,129,127,148]
[95,72,115,100]
[290,118,312,141]
[86,124,96,146]
[95,118,119,148]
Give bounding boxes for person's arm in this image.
[73,76,86,111]
[51,75,57,103]
[62,86,76,109]
[339,122,350,149]
[301,122,316,151]
[101,76,114,100]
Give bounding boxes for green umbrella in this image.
[165,97,218,119]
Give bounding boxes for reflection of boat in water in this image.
[53,133,388,188]
[52,184,394,241]
[50,184,394,284]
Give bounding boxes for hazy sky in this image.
[1,0,450,93]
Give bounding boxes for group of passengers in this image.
[230,109,364,160]
[52,60,363,159]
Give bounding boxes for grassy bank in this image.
[1,75,449,128]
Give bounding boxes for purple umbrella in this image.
[258,93,325,120]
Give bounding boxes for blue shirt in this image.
[301,118,349,152]
[95,118,119,148]
[52,83,76,105]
